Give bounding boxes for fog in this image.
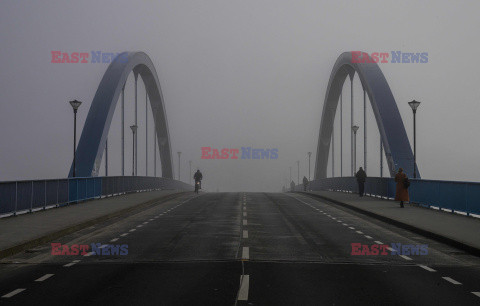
[1,0,479,191]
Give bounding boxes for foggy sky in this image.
[1,0,480,191]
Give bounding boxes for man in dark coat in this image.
[302,176,309,191]
[395,168,409,208]
[355,167,367,197]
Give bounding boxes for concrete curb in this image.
[297,191,480,258]
[0,191,188,259]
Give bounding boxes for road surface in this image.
[2,192,480,305]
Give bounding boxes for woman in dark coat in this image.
[395,168,409,208]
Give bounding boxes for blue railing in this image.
[298,177,480,216]
[0,176,191,217]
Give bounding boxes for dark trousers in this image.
[358,182,365,196]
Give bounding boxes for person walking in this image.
[395,168,409,208]
[302,176,309,191]
[290,180,296,192]
[355,167,366,197]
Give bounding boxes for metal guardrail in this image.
[0,176,191,217]
[296,177,480,216]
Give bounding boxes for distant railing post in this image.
[30,181,34,213]
[44,180,47,210]
[14,181,18,216]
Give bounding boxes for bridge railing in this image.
[297,177,480,217]
[0,176,191,218]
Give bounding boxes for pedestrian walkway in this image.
[299,190,480,256]
[0,190,187,258]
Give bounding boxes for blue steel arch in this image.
[314,52,420,179]
[68,52,173,178]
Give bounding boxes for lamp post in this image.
[352,125,359,173]
[307,152,312,181]
[189,160,192,184]
[408,100,421,178]
[130,125,137,176]
[69,100,82,177]
[297,160,300,185]
[177,152,181,181]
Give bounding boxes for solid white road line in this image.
[35,274,54,282]
[237,275,250,301]
[242,247,250,260]
[364,235,373,239]
[110,238,119,242]
[471,292,480,298]
[2,289,26,298]
[374,241,384,244]
[243,230,248,239]
[418,265,436,272]
[399,255,413,261]
[356,231,364,234]
[120,233,128,237]
[442,277,462,285]
[243,220,248,226]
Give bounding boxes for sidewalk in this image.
[298,190,480,256]
[0,190,187,258]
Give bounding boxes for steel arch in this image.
[314,52,420,179]
[68,52,173,178]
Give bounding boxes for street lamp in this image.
[297,160,300,185]
[352,125,359,174]
[177,152,181,181]
[408,100,421,178]
[69,100,82,177]
[130,125,137,176]
[189,160,192,184]
[307,152,312,181]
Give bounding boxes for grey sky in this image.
[1,0,479,191]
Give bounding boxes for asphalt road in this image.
[2,192,480,305]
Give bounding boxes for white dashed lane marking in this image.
[442,277,461,285]
[120,233,128,237]
[129,229,136,232]
[237,275,250,301]
[472,292,480,298]
[35,274,54,282]
[110,238,119,242]
[243,230,248,239]
[364,235,373,239]
[242,247,250,260]
[399,255,413,261]
[374,241,384,244]
[63,260,81,267]
[418,265,436,272]
[356,231,364,234]
[2,289,26,298]
[243,220,248,226]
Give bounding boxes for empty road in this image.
[2,192,480,305]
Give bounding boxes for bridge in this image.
[1,51,480,305]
